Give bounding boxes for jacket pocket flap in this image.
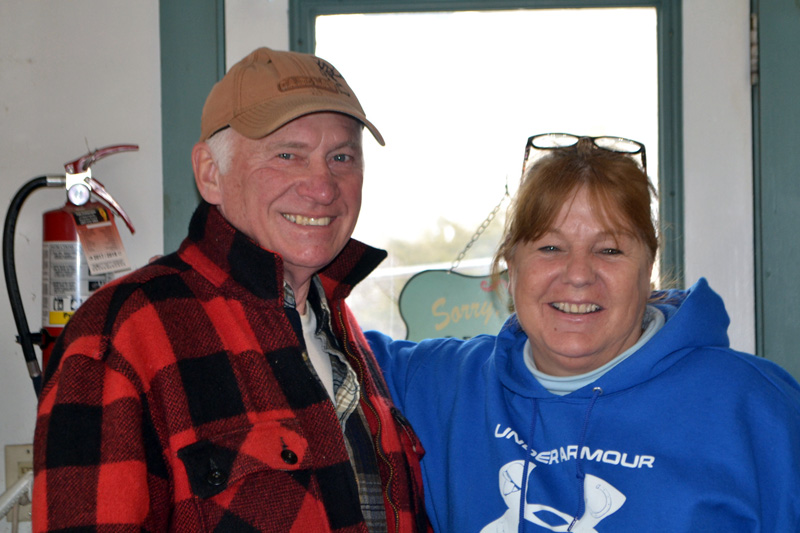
[178,419,308,498]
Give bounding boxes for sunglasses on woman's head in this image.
[522,133,647,176]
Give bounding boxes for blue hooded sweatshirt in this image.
[366,279,800,532]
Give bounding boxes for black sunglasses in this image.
[522,133,647,176]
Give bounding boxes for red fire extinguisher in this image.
[3,144,137,396]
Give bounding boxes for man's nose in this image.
[296,160,338,204]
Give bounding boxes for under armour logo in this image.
[481,460,626,533]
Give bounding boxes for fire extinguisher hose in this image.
[3,175,65,397]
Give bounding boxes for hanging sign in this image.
[399,270,510,341]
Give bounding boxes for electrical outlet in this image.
[4,443,33,522]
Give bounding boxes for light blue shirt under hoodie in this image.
[526,305,665,396]
[366,278,800,533]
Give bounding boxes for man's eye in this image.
[277,153,293,160]
[332,154,352,163]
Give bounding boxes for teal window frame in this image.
[159,0,226,254]
[289,0,684,284]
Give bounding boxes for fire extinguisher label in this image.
[73,207,132,275]
[41,241,114,328]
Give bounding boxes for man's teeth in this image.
[552,302,600,314]
[283,214,332,226]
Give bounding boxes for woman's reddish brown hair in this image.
[492,137,658,280]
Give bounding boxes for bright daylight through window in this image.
[315,7,658,339]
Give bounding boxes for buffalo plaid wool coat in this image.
[33,202,431,533]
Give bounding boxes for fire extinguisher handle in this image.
[86,177,136,234]
[64,144,139,174]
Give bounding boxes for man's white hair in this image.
[205,127,235,175]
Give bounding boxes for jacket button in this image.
[206,469,226,486]
[281,448,298,465]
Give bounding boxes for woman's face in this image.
[508,186,654,376]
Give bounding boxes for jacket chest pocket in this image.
[177,418,309,500]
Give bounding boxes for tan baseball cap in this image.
[199,47,384,145]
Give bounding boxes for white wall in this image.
[682,0,755,353]
[0,0,753,527]
[0,1,162,528]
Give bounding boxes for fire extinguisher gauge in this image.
[67,181,91,206]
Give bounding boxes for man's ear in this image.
[192,142,222,205]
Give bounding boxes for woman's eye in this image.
[538,245,559,253]
[600,248,623,255]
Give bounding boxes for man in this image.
[33,47,430,533]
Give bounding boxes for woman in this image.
[365,134,800,532]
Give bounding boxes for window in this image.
[291,0,682,339]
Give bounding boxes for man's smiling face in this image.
[200,112,364,292]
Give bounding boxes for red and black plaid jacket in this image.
[33,202,431,532]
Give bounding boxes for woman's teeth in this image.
[552,302,601,314]
[283,214,332,226]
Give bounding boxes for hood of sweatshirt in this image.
[494,277,730,400]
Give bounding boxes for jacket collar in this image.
[180,201,387,304]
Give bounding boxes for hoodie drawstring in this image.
[568,386,603,531]
[518,398,539,533]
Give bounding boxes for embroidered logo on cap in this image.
[278,59,352,97]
